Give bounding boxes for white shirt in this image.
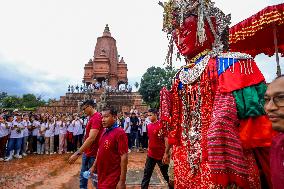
[22,120,30,137]
[59,122,67,135]
[124,117,131,134]
[6,122,12,135]
[0,123,9,137]
[45,122,55,137]
[72,119,83,136]
[10,120,24,138]
[32,120,40,136]
[142,121,147,133]
[38,122,47,136]
[66,121,74,133]
[55,121,62,135]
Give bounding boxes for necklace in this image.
[179,54,210,85]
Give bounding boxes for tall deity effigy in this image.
[159,1,276,188]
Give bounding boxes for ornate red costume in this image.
[160,0,275,188]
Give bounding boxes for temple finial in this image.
[104,24,110,32]
[103,24,111,37]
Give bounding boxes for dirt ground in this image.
[0,152,167,189]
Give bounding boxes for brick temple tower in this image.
[83,24,128,88]
[37,24,148,114]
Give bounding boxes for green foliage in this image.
[139,66,177,108]
[22,94,45,108]
[0,92,8,106]
[1,96,22,108]
[0,92,46,109]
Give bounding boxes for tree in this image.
[0,92,8,107]
[22,94,45,108]
[139,66,177,108]
[1,96,22,108]
[0,93,46,109]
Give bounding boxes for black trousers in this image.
[32,136,38,153]
[126,133,132,149]
[78,134,83,147]
[73,134,83,150]
[142,132,148,149]
[54,135,59,153]
[141,155,170,189]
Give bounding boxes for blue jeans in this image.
[131,131,139,148]
[80,153,96,189]
[7,138,22,154]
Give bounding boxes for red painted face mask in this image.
[173,15,216,58]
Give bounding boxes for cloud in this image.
[0,56,72,100]
[255,54,284,83]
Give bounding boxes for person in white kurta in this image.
[21,115,30,156]
[59,118,67,154]
[32,118,40,153]
[0,116,10,160]
[45,117,55,154]
[72,116,84,150]
[5,116,24,160]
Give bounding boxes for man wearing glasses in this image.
[68,99,103,189]
[264,75,284,189]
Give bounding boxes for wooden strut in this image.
[273,22,281,77]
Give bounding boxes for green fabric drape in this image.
[233,82,267,119]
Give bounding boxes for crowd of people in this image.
[0,101,164,189]
[67,81,133,94]
[0,110,86,161]
[0,108,152,162]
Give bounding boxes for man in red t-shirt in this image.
[68,99,103,189]
[141,108,172,189]
[90,107,128,189]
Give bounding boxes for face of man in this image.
[102,110,117,128]
[264,77,284,132]
[147,112,157,123]
[82,105,92,116]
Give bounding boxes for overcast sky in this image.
[0,0,283,100]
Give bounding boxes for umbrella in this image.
[229,3,284,76]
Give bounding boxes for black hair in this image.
[102,106,117,116]
[81,99,96,108]
[148,108,158,115]
[5,115,13,121]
